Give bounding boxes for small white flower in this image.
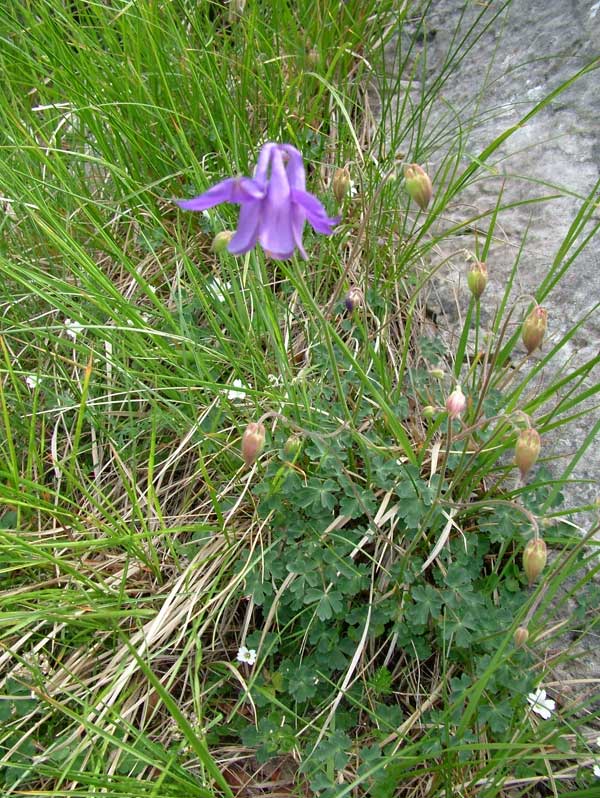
[236,645,257,666]
[226,378,248,401]
[527,688,556,720]
[64,318,84,340]
[207,278,231,303]
[596,736,600,749]
[593,763,600,778]
[25,375,41,390]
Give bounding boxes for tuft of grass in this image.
[1,1,599,796]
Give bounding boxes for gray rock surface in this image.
[383,0,600,521]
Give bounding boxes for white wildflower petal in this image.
[25,375,41,390]
[596,736,600,749]
[527,688,555,720]
[594,763,600,778]
[236,645,257,666]
[64,318,84,340]
[226,378,249,401]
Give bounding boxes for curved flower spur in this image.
[176,142,340,260]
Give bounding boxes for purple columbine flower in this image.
[176,142,339,260]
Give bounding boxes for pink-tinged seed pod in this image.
[333,166,351,204]
[523,538,547,585]
[515,428,541,479]
[514,626,529,648]
[467,261,488,299]
[241,422,265,467]
[445,385,466,419]
[403,163,433,210]
[522,306,548,354]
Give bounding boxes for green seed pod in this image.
[283,433,303,458]
[467,261,488,299]
[522,306,548,354]
[403,163,433,210]
[515,428,541,479]
[211,230,234,253]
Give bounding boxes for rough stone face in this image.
[382,0,600,522]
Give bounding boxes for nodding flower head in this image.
[403,163,433,210]
[522,306,547,354]
[445,385,466,420]
[467,261,488,299]
[241,422,266,467]
[515,428,541,479]
[523,537,547,585]
[177,143,340,261]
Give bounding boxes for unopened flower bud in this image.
[423,405,436,418]
[522,306,548,354]
[445,385,466,419]
[515,428,541,479]
[467,261,488,299]
[283,433,302,458]
[403,163,433,210]
[514,626,529,648]
[241,422,265,467]
[523,537,547,585]
[333,166,351,204]
[212,230,234,253]
[345,287,362,312]
[429,368,445,380]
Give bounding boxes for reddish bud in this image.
[241,422,265,467]
[514,626,529,647]
[403,163,433,210]
[522,306,548,354]
[515,428,541,479]
[467,261,488,299]
[523,538,547,585]
[445,385,466,419]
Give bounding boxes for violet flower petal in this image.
[228,201,262,255]
[291,188,340,234]
[253,142,277,185]
[176,177,264,211]
[281,144,306,191]
[258,148,296,259]
[290,205,308,260]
